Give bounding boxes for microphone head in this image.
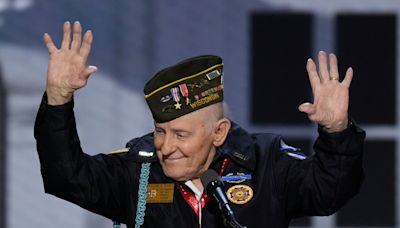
[201,169,224,195]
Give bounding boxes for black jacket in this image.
[34,94,365,228]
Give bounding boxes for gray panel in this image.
[0,63,5,228]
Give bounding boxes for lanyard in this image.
[176,183,211,217]
[176,157,230,217]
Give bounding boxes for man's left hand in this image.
[298,51,353,133]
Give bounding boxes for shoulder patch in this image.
[279,139,306,160]
[109,148,129,154]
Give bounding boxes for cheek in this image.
[153,135,163,149]
[153,139,160,149]
[184,138,213,161]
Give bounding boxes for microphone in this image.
[200,169,247,228]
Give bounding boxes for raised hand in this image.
[44,21,97,105]
[298,51,353,133]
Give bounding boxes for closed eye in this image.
[154,127,165,134]
[176,131,191,139]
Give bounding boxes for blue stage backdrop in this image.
[0,0,398,228]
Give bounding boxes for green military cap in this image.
[144,55,224,123]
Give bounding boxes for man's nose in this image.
[160,134,176,155]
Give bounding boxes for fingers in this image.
[314,51,343,83]
[329,53,339,80]
[80,30,93,60]
[318,51,330,82]
[71,21,82,51]
[306,58,320,90]
[43,33,57,54]
[59,21,87,52]
[342,67,353,88]
[61,21,71,50]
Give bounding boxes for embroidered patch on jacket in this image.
[221,173,252,184]
[279,139,306,160]
[226,184,253,205]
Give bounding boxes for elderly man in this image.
[34,21,365,228]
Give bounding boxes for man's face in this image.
[154,110,216,181]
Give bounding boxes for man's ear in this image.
[213,118,231,147]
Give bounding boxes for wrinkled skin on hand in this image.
[44,21,97,105]
[298,51,353,133]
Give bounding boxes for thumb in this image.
[82,65,98,79]
[298,102,315,114]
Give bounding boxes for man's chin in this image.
[162,167,191,181]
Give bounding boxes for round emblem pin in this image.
[226,184,253,205]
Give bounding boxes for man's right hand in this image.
[44,21,97,105]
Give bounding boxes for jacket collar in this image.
[218,121,256,171]
[126,133,159,163]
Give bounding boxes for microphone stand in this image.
[224,217,247,228]
[213,187,247,228]
[201,170,247,228]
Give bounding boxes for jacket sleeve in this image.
[272,121,366,218]
[34,93,139,224]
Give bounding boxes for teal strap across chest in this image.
[113,162,151,228]
[135,162,151,227]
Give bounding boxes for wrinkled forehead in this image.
[154,106,214,129]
